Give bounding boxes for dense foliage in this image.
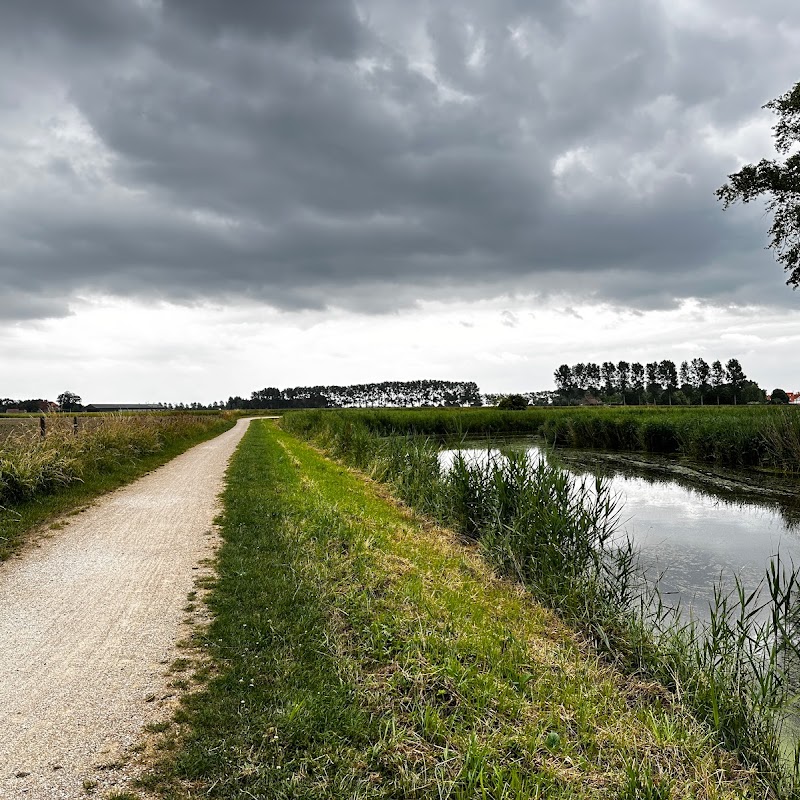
[56,390,82,411]
[0,398,58,413]
[717,80,800,288]
[496,393,529,410]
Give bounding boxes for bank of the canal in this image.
[280,410,800,796]
[137,420,755,799]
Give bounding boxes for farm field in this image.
[135,420,763,799]
[0,412,217,442]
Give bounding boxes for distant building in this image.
[84,404,163,412]
[788,392,800,404]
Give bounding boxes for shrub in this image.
[497,394,529,410]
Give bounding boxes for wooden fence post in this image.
[40,417,46,438]
[73,416,79,434]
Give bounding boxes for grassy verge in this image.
[281,411,800,796]
[136,420,754,798]
[0,415,234,561]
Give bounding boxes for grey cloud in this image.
[0,290,71,322]
[0,0,798,321]
[501,310,518,328]
[0,0,151,46]
[162,0,367,58]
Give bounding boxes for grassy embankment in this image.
[292,405,800,470]
[0,413,234,560]
[278,410,800,797]
[134,419,758,799]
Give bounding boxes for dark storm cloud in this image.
[162,0,366,58]
[0,0,150,47]
[0,0,797,320]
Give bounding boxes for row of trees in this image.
[0,398,56,413]
[484,390,558,407]
[2,382,484,414]
[229,380,483,410]
[553,358,763,405]
[1,392,84,412]
[0,395,227,413]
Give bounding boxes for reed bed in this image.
[282,410,800,797]
[0,413,228,507]
[285,405,800,471]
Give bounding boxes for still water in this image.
[441,441,800,617]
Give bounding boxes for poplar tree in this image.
[710,360,727,404]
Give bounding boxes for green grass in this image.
[0,414,234,560]
[280,410,800,797]
[138,420,755,798]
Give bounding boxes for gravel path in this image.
[0,418,252,799]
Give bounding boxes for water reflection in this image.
[439,441,800,618]
[602,477,796,611]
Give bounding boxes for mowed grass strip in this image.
[139,420,754,799]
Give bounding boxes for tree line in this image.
[2,382,483,414]
[229,380,483,409]
[0,395,224,413]
[553,358,765,405]
[0,398,58,413]
[0,392,86,413]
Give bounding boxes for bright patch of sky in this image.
[4,296,798,404]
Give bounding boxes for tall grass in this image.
[282,410,800,797]
[640,560,800,789]
[0,413,228,506]
[764,409,800,470]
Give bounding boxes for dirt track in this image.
[0,418,252,799]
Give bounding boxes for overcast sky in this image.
[2,0,799,403]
